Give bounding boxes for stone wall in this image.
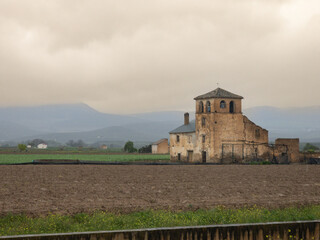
[275,138,300,163]
[192,111,269,163]
[170,111,272,163]
[152,139,169,154]
[170,133,196,162]
[300,152,320,163]
[243,116,268,144]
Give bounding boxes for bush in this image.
[139,145,152,153]
[303,143,319,152]
[17,144,26,152]
[124,141,137,153]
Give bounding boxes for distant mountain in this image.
[0,121,41,140]
[1,104,320,145]
[21,121,181,145]
[0,103,140,133]
[0,104,188,143]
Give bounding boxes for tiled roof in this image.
[152,138,168,145]
[194,88,243,100]
[169,120,196,134]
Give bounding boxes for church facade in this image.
[169,88,300,163]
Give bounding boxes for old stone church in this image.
[169,88,300,163]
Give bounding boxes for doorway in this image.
[202,151,206,163]
[187,151,193,162]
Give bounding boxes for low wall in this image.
[1,220,319,240]
[300,152,320,164]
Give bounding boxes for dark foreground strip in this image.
[5,159,319,165]
[1,220,319,240]
[7,159,222,165]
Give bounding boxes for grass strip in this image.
[1,205,320,236]
[0,154,170,164]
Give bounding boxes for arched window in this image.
[199,101,204,113]
[206,101,211,113]
[229,101,234,113]
[220,100,226,109]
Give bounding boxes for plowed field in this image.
[0,165,319,216]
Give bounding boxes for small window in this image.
[206,101,211,113]
[220,100,226,109]
[202,135,206,143]
[176,135,180,143]
[199,101,204,113]
[201,117,206,127]
[178,153,181,161]
[188,136,192,143]
[255,129,260,138]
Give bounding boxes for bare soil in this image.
[0,165,319,216]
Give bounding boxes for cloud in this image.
[0,0,319,113]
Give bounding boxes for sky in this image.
[0,0,319,114]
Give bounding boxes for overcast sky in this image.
[0,0,319,114]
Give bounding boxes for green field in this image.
[1,206,319,236]
[0,154,170,164]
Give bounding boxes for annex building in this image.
[169,88,300,163]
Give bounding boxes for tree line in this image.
[16,139,152,153]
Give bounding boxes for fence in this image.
[1,220,319,240]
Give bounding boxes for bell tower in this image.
[193,88,243,162]
[194,88,243,114]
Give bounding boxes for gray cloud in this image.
[0,0,319,113]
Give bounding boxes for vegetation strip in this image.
[1,206,319,236]
[0,154,170,164]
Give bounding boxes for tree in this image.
[139,144,152,153]
[303,143,319,152]
[124,141,137,153]
[18,144,27,152]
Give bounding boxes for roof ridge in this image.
[152,138,168,145]
[194,88,243,100]
[169,120,196,134]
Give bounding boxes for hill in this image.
[0,103,140,133]
[1,104,320,145]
